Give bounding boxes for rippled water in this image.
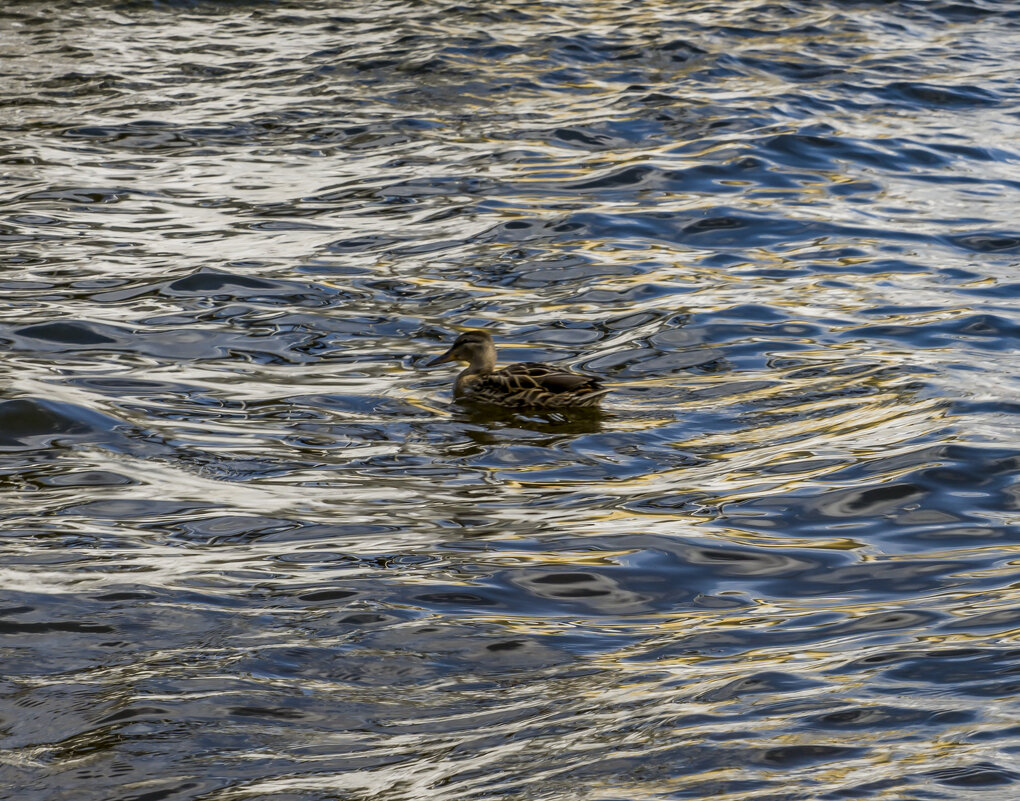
[3,1,1020,798]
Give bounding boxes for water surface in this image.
[2,1,1020,799]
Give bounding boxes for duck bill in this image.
[426,348,457,367]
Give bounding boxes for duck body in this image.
[428,331,608,409]
[457,361,607,408]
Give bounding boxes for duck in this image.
[426,330,609,409]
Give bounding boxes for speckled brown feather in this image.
[459,362,608,408]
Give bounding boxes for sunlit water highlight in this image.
[2,1,1020,799]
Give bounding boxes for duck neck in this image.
[454,344,496,395]
[464,342,497,375]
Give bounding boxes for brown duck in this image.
[427,330,609,408]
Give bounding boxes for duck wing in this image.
[468,362,608,408]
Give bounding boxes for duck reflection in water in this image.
[455,403,606,447]
[427,330,609,409]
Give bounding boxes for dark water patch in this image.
[15,321,119,346]
[696,672,825,702]
[0,619,115,634]
[37,470,136,488]
[754,744,864,767]
[876,81,1002,109]
[297,588,358,603]
[163,269,338,306]
[804,704,974,731]
[739,54,844,82]
[0,398,129,451]
[166,515,299,544]
[947,231,1020,252]
[324,233,407,252]
[759,130,896,171]
[926,762,1020,787]
[60,499,218,520]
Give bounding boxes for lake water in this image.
[3,1,1020,799]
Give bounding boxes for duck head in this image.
[427,330,497,372]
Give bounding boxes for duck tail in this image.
[571,387,611,407]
